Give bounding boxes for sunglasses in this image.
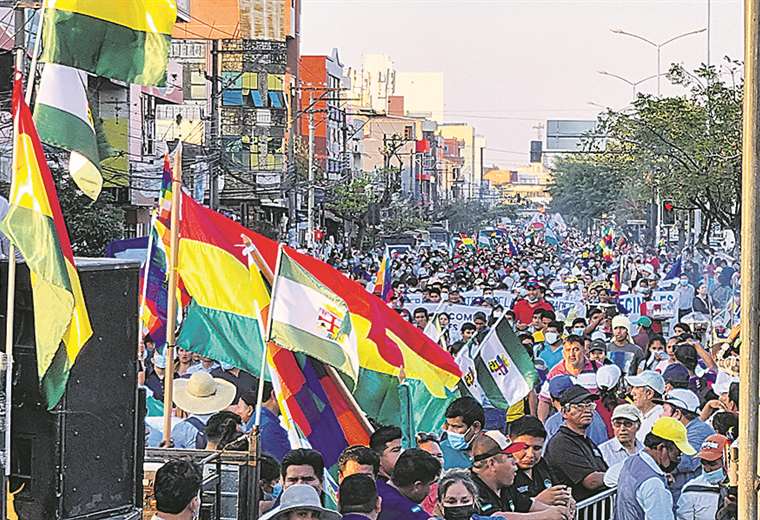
[612,419,636,428]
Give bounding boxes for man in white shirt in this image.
[599,404,644,467]
[614,417,696,520]
[676,434,729,520]
[626,370,665,442]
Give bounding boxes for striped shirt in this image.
[539,360,599,403]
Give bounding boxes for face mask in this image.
[446,426,472,451]
[443,504,476,520]
[526,295,538,303]
[545,332,559,345]
[220,361,235,371]
[264,482,283,501]
[680,279,689,286]
[703,467,726,484]
[572,327,585,336]
[652,351,666,361]
[493,311,503,318]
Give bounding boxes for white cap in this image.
[597,364,622,390]
[626,370,666,396]
[656,389,701,413]
[712,370,739,396]
[612,403,643,423]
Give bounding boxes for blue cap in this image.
[662,363,690,384]
[549,375,574,399]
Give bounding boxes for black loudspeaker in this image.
[0,258,144,520]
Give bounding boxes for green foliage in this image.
[327,173,380,222]
[56,174,125,256]
[551,59,742,235]
[437,200,516,234]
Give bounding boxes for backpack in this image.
[185,416,208,449]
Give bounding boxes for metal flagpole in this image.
[2,48,25,520]
[162,143,183,445]
[247,302,268,520]
[738,0,760,515]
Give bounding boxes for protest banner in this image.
[404,302,489,332]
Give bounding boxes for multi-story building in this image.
[299,49,348,181]
[438,123,485,201]
[346,54,396,115]
[483,142,553,204]
[394,72,444,123]
[440,137,465,201]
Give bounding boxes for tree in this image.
[551,59,742,240]
[595,60,742,238]
[56,172,125,256]
[436,200,517,234]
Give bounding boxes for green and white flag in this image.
[33,63,102,200]
[455,317,538,409]
[269,248,360,386]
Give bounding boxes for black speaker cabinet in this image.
[0,258,144,519]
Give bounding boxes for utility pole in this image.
[738,0,760,516]
[307,95,314,249]
[209,39,220,209]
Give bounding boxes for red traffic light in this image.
[663,201,674,212]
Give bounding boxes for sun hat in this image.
[260,484,340,520]
[611,315,631,333]
[651,417,697,456]
[172,372,237,415]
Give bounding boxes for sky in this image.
[300,0,743,168]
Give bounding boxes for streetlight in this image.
[597,71,662,98]
[611,27,707,96]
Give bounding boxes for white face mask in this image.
[545,332,560,345]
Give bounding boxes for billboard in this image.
[546,119,601,151]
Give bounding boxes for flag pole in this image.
[162,143,182,445]
[247,301,268,520]
[2,50,24,520]
[24,2,46,105]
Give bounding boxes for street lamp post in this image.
[611,28,707,96]
[597,71,661,98]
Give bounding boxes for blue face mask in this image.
[703,467,725,484]
[219,361,235,371]
[446,426,472,451]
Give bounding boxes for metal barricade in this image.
[144,448,254,520]
[576,487,616,520]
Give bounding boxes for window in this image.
[404,125,414,140]
[257,109,271,126]
[189,69,206,100]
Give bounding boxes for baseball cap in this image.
[589,339,608,353]
[651,417,697,456]
[612,404,643,423]
[472,431,528,462]
[611,315,631,333]
[558,384,599,406]
[654,389,701,413]
[696,434,730,462]
[637,316,653,328]
[626,370,666,396]
[662,363,690,385]
[713,370,739,395]
[596,364,622,390]
[549,375,574,399]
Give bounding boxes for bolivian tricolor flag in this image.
[0,76,92,409]
[40,0,178,86]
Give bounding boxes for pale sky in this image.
[301,0,743,168]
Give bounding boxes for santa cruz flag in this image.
[269,247,360,386]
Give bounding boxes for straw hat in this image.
[172,372,236,415]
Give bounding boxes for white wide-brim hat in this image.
[172,372,237,415]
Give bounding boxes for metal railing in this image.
[576,487,616,520]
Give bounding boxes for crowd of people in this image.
[145,219,742,520]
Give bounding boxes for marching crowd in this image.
[146,222,742,520]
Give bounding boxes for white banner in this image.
[404,302,489,333]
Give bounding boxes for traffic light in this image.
[661,199,676,226]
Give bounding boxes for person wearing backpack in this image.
[170,371,237,449]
